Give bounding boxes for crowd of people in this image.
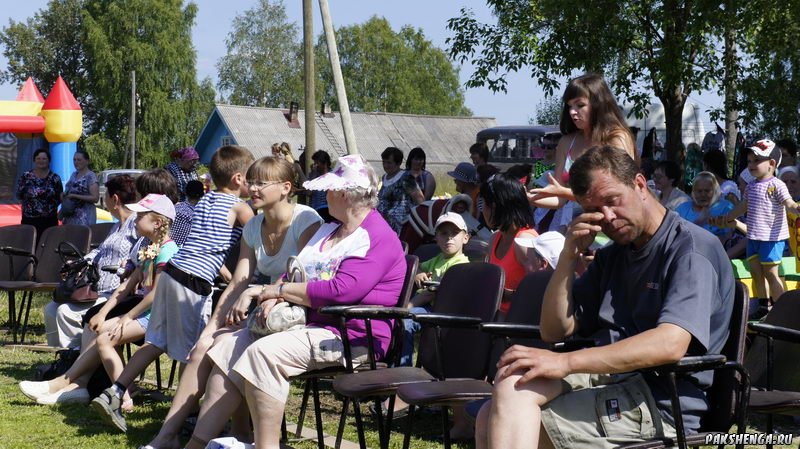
[9,71,796,449]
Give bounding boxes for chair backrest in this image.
[0,224,37,282]
[412,243,440,264]
[744,288,800,391]
[89,222,115,249]
[384,254,419,365]
[417,262,504,380]
[701,280,749,432]
[34,225,92,283]
[486,270,552,380]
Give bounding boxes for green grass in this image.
[1,294,799,448]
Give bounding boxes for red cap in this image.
[42,76,80,111]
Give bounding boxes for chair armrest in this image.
[342,306,411,320]
[0,246,35,258]
[318,305,357,316]
[748,322,800,344]
[101,265,121,274]
[480,323,542,339]
[551,339,596,353]
[412,313,482,328]
[640,354,727,374]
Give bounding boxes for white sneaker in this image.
[19,381,50,401]
[36,387,90,405]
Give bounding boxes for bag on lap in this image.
[247,256,307,337]
[54,242,100,304]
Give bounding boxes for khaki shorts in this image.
[541,373,676,449]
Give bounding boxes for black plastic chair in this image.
[411,243,440,264]
[745,289,800,449]
[288,254,419,449]
[619,281,751,449]
[331,262,504,449]
[0,225,38,342]
[0,225,91,343]
[89,222,115,250]
[394,270,552,449]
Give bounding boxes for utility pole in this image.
[303,0,315,173]
[723,0,739,163]
[130,70,136,169]
[319,0,357,154]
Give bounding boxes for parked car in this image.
[476,125,561,170]
[97,169,145,207]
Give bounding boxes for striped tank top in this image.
[170,191,244,284]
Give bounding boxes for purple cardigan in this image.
[306,209,406,359]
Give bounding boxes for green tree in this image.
[0,0,95,124]
[316,16,471,116]
[0,0,214,169]
[531,95,561,126]
[736,0,800,139]
[216,0,303,107]
[446,1,724,160]
[82,0,214,168]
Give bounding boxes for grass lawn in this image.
[1,294,799,448]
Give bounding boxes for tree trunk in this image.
[660,92,687,162]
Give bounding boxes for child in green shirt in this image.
[401,212,470,366]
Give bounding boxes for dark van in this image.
[476,125,561,169]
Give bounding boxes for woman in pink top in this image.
[529,73,637,209]
[482,173,540,314]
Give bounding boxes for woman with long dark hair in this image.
[529,73,636,210]
[482,173,539,314]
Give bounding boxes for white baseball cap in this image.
[126,194,176,220]
[435,212,468,233]
[515,231,566,268]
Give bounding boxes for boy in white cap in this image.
[714,139,800,307]
[401,212,471,367]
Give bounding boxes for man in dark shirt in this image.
[475,145,734,449]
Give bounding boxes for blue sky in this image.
[0,0,723,127]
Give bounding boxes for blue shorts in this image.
[747,239,786,264]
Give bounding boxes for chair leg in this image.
[8,290,17,343]
[295,379,312,437]
[167,360,178,389]
[20,291,34,343]
[441,405,451,449]
[311,378,325,449]
[351,399,368,449]
[280,414,288,442]
[382,395,397,449]
[402,404,416,449]
[766,414,774,449]
[373,397,385,448]
[335,397,350,449]
[155,355,162,390]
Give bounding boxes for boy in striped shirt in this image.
[714,139,800,308]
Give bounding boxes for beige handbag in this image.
[247,256,307,336]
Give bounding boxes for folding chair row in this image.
[0,224,92,343]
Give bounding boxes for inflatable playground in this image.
[0,77,112,225]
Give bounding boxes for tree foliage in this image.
[0,0,215,169]
[216,0,303,107]
[736,0,800,140]
[446,0,725,159]
[315,16,471,116]
[532,95,561,126]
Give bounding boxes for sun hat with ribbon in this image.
[302,154,373,191]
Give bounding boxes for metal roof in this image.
[202,104,496,169]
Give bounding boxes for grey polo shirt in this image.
[571,211,735,432]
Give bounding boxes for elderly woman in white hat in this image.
[183,155,407,449]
